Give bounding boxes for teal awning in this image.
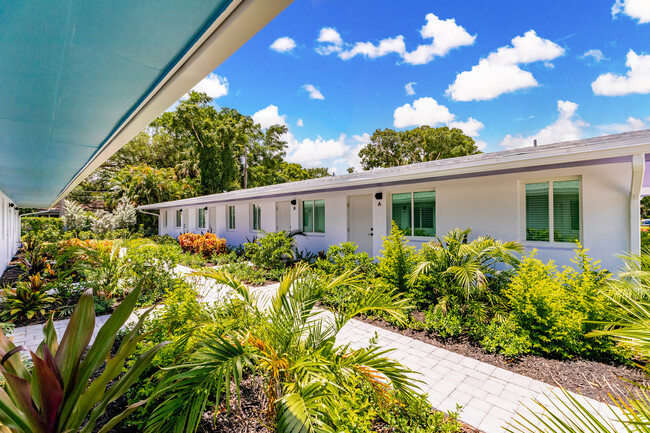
[0,1,233,207]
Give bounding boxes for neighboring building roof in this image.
[0,0,292,208]
[139,129,650,210]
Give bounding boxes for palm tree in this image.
[145,264,415,433]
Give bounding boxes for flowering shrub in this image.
[58,238,114,254]
[178,232,227,258]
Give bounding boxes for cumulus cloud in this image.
[612,0,650,23]
[499,100,588,149]
[597,116,648,134]
[288,134,350,167]
[315,13,474,65]
[446,30,565,101]
[302,84,325,100]
[581,49,608,62]
[393,97,487,147]
[405,82,417,95]
[270,36,296,53]
[252,105,287,129]
[297,119,304,127]
[191,73,229,98]
[394,97,455,128]
[591,49,650,96]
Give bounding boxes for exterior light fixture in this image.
[374,192,383,200]
[290,199,297,205]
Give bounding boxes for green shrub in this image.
[423,307,464,339]
[244,230,296,270]
[224,261,283,285]
[480,316,532,358]
[378,222,418,293]
[504,248,613,359]
[315,242,377,277]
[1,274,57,321]
[21,217,63,242]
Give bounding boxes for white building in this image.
[140,130,650,271]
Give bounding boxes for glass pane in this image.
[413,191,436,237]
[198,209,205,228]
[554,180,580,243]
[176,210,182,227]
[392,193,412,236]
[229,206,235,230]
[302,200,313,232]
[314,199,325,233]
[252,205,260,230]
[164,211,168,227]
[526,182,549,241]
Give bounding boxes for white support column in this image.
[630,154,645,254]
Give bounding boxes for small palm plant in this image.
[68,243,130,298]
[1,274,57,321]
[145,264,415,433]
[0,284,167,433]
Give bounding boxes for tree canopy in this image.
[358,126,481,170]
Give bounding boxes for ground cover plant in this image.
[178,232,227,259]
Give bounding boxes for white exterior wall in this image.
[0,189,21,275]
[156,161,635,271]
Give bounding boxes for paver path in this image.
[8,265,621,433]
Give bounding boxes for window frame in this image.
[175,209,182,228]
[227,206,236,231]
[520,176,583,247]
[163,210,168,228]
[301,199,326,235]
[389,189,436,240]
[250,204,261,232]
[197,208,206,229]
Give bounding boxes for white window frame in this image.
[197,208,206,229]
[227,205,236,231]
[520,175,583,248]
[250,204,262,232]
[175,209,182,228]
[389,189,436,240]
[301,199,326,235]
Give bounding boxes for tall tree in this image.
[358,126,481,170]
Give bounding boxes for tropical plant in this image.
[61,200,92,233]
[244,230,298,270]
[316,242,378,278]
[178,232,227,258]
[67,243,129,298]
[1,274,57,321]
[145,264,414,433]
[91,210,115,236]
[377,222,418,294]
[11,247,52,279]
[0,285,167,433]
[112,196,137,230]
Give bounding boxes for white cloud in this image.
[297,119,304,127]
[191,73,229,99]
[448,117,485,137]
[612,0,650,23]
[499,100,588,149]
[405,82,417,95]
[302,84,325,100]
[581,49,607,62]
[394,97,455,128]
[252,105,287,129]
[446,30,565,101]
[316,27,343,55]
[270,36,296,53]
[288,134,349,167]
[591,49,650,96]
[474,140,488,151]
[315,13,474,65]
[597,116,648,134]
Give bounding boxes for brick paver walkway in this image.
[8,265,621,433]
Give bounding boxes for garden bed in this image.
[355,314,649,403]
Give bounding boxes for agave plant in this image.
[145,263,415,433]
[0,284,167,433]
[1,274,57,321]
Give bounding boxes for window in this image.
[175,209,182,228]
[251,204,261,231]
[164,210,168,227]
[391,191,435,237]
[228,206,236,230]
[198,208,206,229]
[302,199,325,233]
[525,179,580,243]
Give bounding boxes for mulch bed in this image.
[354,314,649,403]
[0,264,23,287]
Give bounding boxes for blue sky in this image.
[188,0,650,173]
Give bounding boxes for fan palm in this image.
[145,263,415,433]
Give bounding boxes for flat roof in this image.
[139,129,650,210]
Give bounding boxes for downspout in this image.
[630,154,645,255]
[137,210,159,218]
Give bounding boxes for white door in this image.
[348,195,373,255]
[276,201,291,232]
